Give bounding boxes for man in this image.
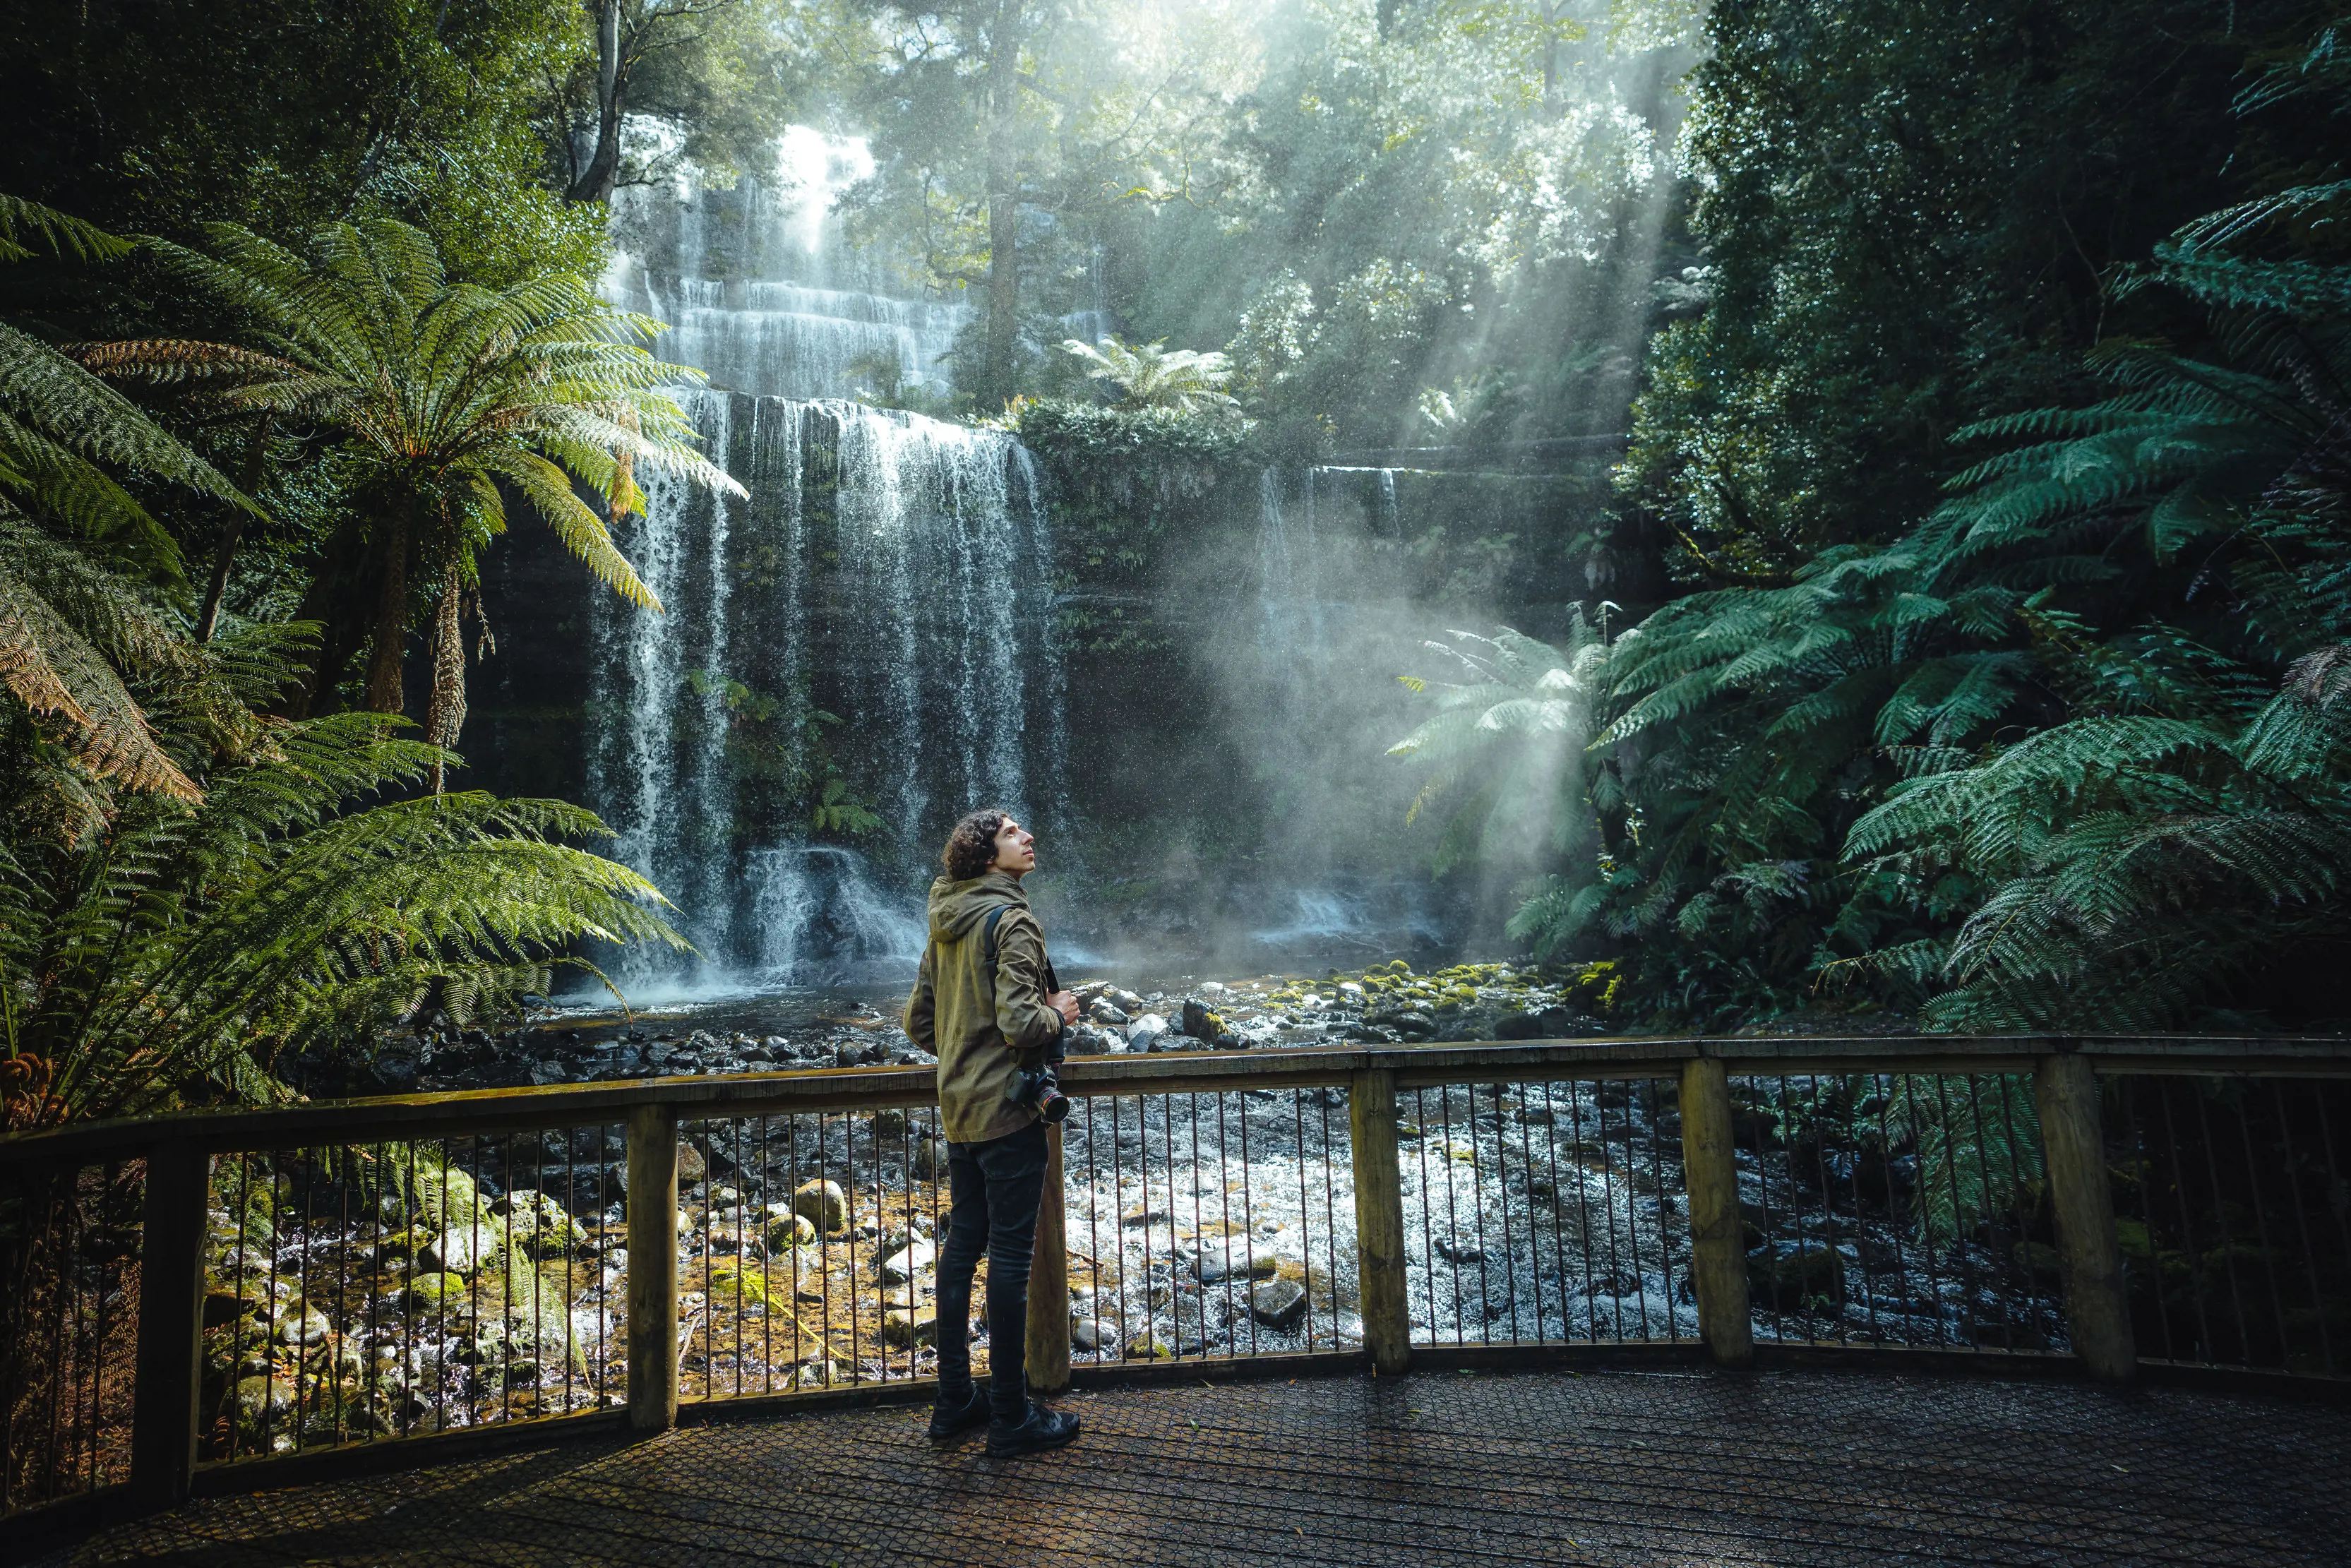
[903,808,1083,1456]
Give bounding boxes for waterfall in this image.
[582,139,1062,990]
[587,393,1061,986]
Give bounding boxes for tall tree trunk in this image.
[567,0,627,203]
[979,1,1023,408]
[422,560,467,794]
[363,515,411,717]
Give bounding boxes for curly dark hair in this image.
[940,808,1013,880]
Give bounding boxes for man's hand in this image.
[1048,990,1080,1028]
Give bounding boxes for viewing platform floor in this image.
[32,1365,2351,1566]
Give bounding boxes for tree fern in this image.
[111,218,743,748]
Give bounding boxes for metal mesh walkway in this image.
[34,1367,2351,1566]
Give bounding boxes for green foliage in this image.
[1402,2,2351,1034]
[1,710,688,1123]
[1387,618,1608,889]
[0,199,688,1128]
[1055,335,1240,416]
[115,216,741,743]
[1617,0,2304,580]
[682,669,884,842]
[1012,397,1252,653]
[0,196,259,804]
[0,0,606,287]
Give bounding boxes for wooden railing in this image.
[2,1034,2345,1528]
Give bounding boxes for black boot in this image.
[928,1384,991,1443]
[986,1399,1080,1458]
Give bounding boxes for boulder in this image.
[676,1144,708,1185]
[271,1302,331,1345]
[1089,1000,1130,1027]
[794,1178,848,1232]
[1747,1239,1847,1308]
[1124,1331,1173,1360]
[1193,1242,1277,1284]
[422,1224,493,1275]
[763,1207,818,1250]
[1495,1007,1581,1041]
[405,1271,468,1310]
[1248,1277,1310,1331]
[911,1135,947,1180]
[1125,1013,1169,1050]
[1180,1000,1223,1039]
[880,1240,936,1284]
[1070,1316,1113,1353]
[498,1192,589,1259]
[881,1306,938,1347]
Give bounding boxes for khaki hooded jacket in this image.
[903,870,1064,1144]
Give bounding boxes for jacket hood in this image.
[927,870,1029,941]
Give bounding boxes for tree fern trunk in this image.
[362,515,409,717]
[423,561,467,794]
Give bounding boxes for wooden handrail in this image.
[15,1030,2347,1516]
[4,1034,2347,1167]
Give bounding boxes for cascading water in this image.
[585,137,1063,990]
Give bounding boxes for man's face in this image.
[991,818,1038,875]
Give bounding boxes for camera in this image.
[1005,1029,1070,1123]
[1006,1063,1071,1123]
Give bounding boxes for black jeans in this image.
[933,1118,1046,1420]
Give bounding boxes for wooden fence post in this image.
[626,1103,681,1431]
[1679,1057,1754,1369]
[1349,1068,1411,1375]
[1025,1120,1071,1394]
[130,1139,210,1512]
[2033,1051,2136,1383]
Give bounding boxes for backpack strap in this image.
[980,903,1060,1053]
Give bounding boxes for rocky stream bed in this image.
[203,961,2065,1455]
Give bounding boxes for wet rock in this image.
[1433,1237,1485,1265]
[1193,1242,1276,1283]
[232,1374,299,1432]
[405,1271,468,1310]
[422,1224,493,1274]
[272,1302,331,1345]
[794,1178,848,1232]
[1494,1007,1581,1041]
[881,1306,937,1347]
[1090,1000,1130,1027]
[880,1240,935,1284]
[1748,1240,1848,1307]
[677,1144,708,1184]
[1125,1013,1168,1051]
[1180,1001,1224,1039]
[1382,1011,1438,1038]
[498,1192,589,1259]
[872,1108,909,1137]
[1125,1330,1173,1360]
[1071,1316,1113,1353]
[911,1134,947,1180]
[1248,1277,1309,1331]
[763,1207,818,1250]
